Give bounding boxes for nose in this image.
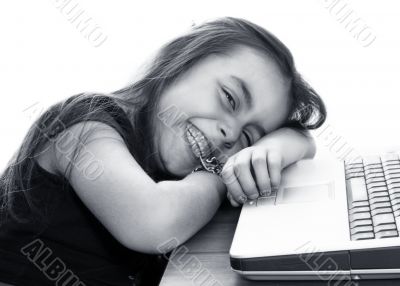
[217,121,241,149]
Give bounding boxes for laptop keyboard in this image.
[345,153,400,241]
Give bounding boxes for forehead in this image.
[211,46,291,132]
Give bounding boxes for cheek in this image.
[160,79,218,117]
[157,121,196,175]
[269,97,291,128]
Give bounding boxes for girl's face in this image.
[153,45,291,177]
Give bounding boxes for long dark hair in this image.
[0,17,326,224]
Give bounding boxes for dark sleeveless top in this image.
[0,95,165,286]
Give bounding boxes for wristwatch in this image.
[191,156,224,176]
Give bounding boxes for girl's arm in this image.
[49,121,226,254]
[254,127,316,168]
[221,127,316,206]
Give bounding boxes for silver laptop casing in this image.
[230,158,400,280]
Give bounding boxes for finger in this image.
[227,192,240,207]
[251,149,271,196]
[221,160,247,204]
[233,152,259,200]
[220,157,237,185]
[267,150,282,189]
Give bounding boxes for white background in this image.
[1,0,399,172]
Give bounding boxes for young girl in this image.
[0,17,326,285]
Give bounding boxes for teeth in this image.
[186,123,212,159]
[187,130,201,157]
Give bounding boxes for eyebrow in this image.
[230,75,253,110]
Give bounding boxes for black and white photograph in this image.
[1,1,399,285]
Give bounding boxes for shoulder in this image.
[56,120,125,144]
[38,121,127,178]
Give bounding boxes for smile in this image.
[185,122,213,160]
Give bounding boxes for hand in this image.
[220,146,283,207]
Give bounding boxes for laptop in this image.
[230,152,400,282]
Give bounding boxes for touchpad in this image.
[275,182,334,204]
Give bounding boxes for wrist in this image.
[254,127,315,168]
[186,171,226,199]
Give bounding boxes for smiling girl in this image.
[0,17,326,285]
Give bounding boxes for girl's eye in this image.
[222,88,236,110]
[243,130,252,146]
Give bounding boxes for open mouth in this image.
[185,122,213,160]
[185,121,225,175]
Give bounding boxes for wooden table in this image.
[159,200,400,286]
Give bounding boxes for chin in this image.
[159,143,198,178]
[162,158,193,178]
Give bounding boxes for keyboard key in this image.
[383,163,400,170]
[388,187,400,195]
[370,196,390,204]
[346,169,364,174]
[350,212,371,222]
[365,170,384,176]
[365,162,383,168]
[368,186,389,193]
[387,178,400,184]
[391,198,400,206]
[345,157,363,165]
[346,168,364,177]
[350,219,373,228]
[349,206,370,215]
[367,182,387,189]
[363,155,381,166]
[346,161,363,166]
[352,232,375,240]
[385,173,400,180]
[369,191,389,200]
[351,225,373,235]
[384,167,400,174]
[381,153,399,162]
[392,204,400,212]
[364,162,383,168]
[346,177,368,206]
[364,169,384,176]
[370,166,384,171]
[384,170,400,177]
[394,210,400,217]
[347,163,363,167]
[395,216,400,231]
[388,182,400,189]
[374,223,397,233]
[384,169,400,175]
[351,201,370,209]
[375,230,398,239]
[346,172,365,180]
[370,201,392,210]
[366,174,385,181]
[366,176,386,184]
[345,164,363,171]
[372,213,395,227]
[371,207,393,216]
[389,193,400,200]
[383,167,400,174]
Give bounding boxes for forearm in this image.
[254,127,316,168]
[154,171,226,248]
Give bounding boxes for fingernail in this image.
[248,194,259,200]
[239,195,247,203]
